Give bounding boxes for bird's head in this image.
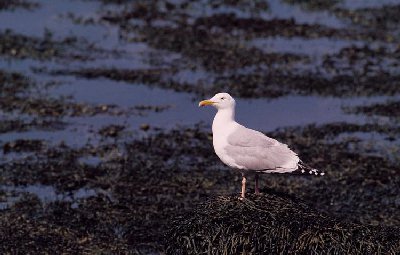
[198,92,235,110]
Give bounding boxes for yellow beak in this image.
[198,100,215,107]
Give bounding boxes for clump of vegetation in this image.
[166,194,400,254]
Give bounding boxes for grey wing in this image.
[227,126,279,148]
[226,126,299,172]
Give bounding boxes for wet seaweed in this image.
[3,139,45,154]
[208,0,269,12]
[1,123,400,253]
[1,0,400,253]
[287,121,399,135]
[137,25,307,72]
[0,198,131,253]
[0,127,232,252]
[91,0,400,99]
[0,0,38,11]
[215,71,400,98]
[0,119,66,134]
[51,67,205,94]
[0,30,121,61]
[0,30,72,60]
[99,124,126,138]
[53,67,400,98]
[335,4,400,31]
[166,194,400,254]
[344,100,400,118]
[283,0,341,10]
[323,45,400,76]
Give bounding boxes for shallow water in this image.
[0,184,98,209]
[0,0,398,178]
[1,70,394,147]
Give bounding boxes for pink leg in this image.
[241,173,246,198]
[255,174,260,195]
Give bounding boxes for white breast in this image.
[212,121,242,169]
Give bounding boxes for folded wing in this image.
[225,126,299,173]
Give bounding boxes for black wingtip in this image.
[298,160,325,176]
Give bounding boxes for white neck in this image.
[212,107,236,134]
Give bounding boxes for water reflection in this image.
[0,184,98,210]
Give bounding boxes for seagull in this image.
[199,92,324,198]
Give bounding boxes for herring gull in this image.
[199,92,324,198]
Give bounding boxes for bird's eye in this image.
[221,97,225,100]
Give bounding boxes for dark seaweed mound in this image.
[166,193,400,254]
